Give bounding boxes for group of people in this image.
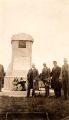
[0,58,69,100]
[27,58,69,100]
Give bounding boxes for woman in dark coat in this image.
[51,61,62,97]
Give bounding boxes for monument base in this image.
[1,88,54,97]
[4,76,27,91]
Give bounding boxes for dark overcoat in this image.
[41,67,51,85]
[61,64,69,92]
[27,68,39,89]
[0,64,5,89]
[51,66,61,89]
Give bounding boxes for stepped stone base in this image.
[0,89,54,97]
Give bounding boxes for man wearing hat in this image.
[60,58,69,100]
[51,61,61,97]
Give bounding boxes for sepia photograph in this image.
[0,0,69,119]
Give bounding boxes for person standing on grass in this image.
[60,58,69,100]
[0,64,5,91]
[41,63,51,97]
[51,61,62,98]
[27,64,39,97]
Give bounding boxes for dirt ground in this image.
[0,95,69,120]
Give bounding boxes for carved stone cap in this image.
[11,33,34,43]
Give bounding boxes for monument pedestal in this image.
[4,33,33,91]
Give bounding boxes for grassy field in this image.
[0,95,69,120]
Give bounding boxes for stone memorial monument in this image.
[4,33,33,91]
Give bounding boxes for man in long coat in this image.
[60,58,69,100]
[41,63,51,97]
[51,61,61,97]
[0,64,5,91]
[27,64,39,97]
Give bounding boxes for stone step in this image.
[0,91,27,97]
[0,89,54,97]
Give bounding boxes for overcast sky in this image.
[0,0,69,70]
